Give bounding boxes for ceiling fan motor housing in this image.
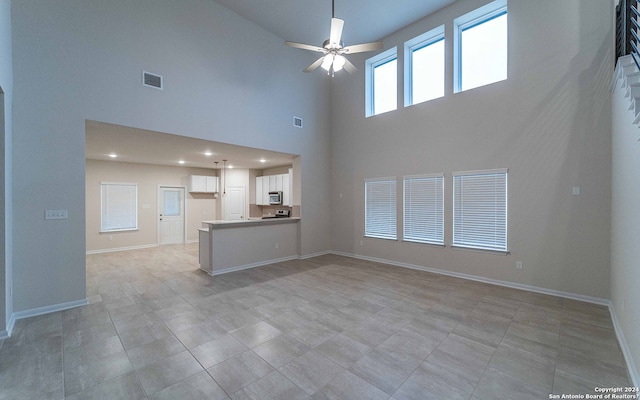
[323,39,344,50]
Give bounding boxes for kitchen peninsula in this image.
[198,217,300,275]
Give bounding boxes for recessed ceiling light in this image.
[108,153,118,158]
[204,151,213,156]
[179,160,185,164]
[259,159,266,163]
[228,165,234,169]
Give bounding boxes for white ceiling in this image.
[214,0,457,46]
[85,121,296,170]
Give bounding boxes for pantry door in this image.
[158,186,185,245]
[225,186,245,220]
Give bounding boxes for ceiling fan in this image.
[285,0,383,76]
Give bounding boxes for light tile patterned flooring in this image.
[0,243,632,399]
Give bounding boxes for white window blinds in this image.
[403,174,444,245]
[453,169,507,251]
[101,183,138,232]
[365,178,397,240]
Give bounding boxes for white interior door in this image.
[159,186,185,245]
[225,186,245,220]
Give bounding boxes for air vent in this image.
[142,71,163,90]
[293,116,303,128]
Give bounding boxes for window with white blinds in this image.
[453,169,507,251]
[101,182,138,232]
[365,178,397,240]
[403,174,444,245]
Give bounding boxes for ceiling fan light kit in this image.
[285,0,383,76]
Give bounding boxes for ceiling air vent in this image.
[293,116,303,128]
[142,71,163,90]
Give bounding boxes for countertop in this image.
[200,217,300,230]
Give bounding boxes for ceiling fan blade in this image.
[343,41,384,54]
[343,57,357,74]
[285,41,325,53]
[329,18,344,46]
[304,56,326,73]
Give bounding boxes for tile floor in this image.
[0,243,632,399]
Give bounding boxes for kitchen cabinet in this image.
[189,175,218,193]
[255,176,264,205]
[255,171,292,206]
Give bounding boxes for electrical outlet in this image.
[45,209,68,220]
[516,261,523,270]
[275,243,279,249]
[108,235,113,241]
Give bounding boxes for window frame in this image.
[403,173,445,245]
[365,47,398,117]
[404,25,445,107]
[364,177,398,240]
[100,182,138,233]
[453,0,508,93]
[452,169,508,252]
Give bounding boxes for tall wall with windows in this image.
[330,0,613,298]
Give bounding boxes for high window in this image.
[454,0,507,93]
[403,174,444,245]
[452,169,508,252]
[100,182,138,232]
[404,26,445,107]
[365,47,398,117]
[365,178,397,240]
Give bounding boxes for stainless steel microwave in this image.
[268,191,283,205]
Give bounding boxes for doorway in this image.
[225,186,245,220]
[158,186,186,245]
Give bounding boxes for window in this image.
[101,182,138,232]
[365,47,397,117]
[365,178,397,240]
[404,26,445,107]
[453,169,507,252]
[403,174,444,245]
[454,0,507,93]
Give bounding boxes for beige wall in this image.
[11,0,330,313]
[86,160,218,252]
[330,0,613,299]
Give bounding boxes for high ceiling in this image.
[214,0,457,46]
[86,1,458,170]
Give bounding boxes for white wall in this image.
[11,0,331,313]
[0,0,12,335]
[611,67,640,385]
[330,0,613,298]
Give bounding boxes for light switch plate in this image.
[45,209,68,220]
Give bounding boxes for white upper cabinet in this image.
[189,175,219,193]
[255,171,293,205]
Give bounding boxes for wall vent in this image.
[142,71,163,90]
[293,116,303,128]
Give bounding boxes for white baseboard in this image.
[86,244,158,255]
[608,302,640,387]
[0,313,15,340]
[12,298,88,322]
[1,299,87,338]
[299,250,331,260]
